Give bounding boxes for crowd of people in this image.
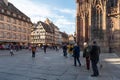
[1,41,101,77]
[62,41,101,77]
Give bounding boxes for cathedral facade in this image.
[76,0,120,52]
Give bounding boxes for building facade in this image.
[31,18,60,46]
[68,34,75,44]
[0,0,32,46]
[76,0,120,52]
[31,21,53,46]
[45,18,60,45]
[60,32,69,44]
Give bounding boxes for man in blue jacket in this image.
[73,43,81,66]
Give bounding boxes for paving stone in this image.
[0,49,120,80]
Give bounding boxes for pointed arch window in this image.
[91,5,104,39]
[114,0,118,7]
[110,0,118,7]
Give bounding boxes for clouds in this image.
[9,0,52,17]
[54,18,75,34]
[9,0,76,34]
[56,8,76,17]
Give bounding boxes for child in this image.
[10,49,14,56]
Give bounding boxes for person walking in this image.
[90,41,100,77]
[62,44,67,57]
[67,44,73,57]
[44,45,47,53]
[31,45,36,58]
[73,43,81,66]
[9,44,14,56]
[10,48,14,56]
[83,42,91,70]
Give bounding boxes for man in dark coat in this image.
[90,41,100,77]
[44,45,47,53]
[73,43,81,66]
[62,44,67,57]
[31,45,36,58]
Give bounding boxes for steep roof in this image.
[60,32,68,38]
[0,0,7,9]
[0,0,31,23]
[50,22,59,30]
[44,18,59,32]
[7,3,28,18]
[37,21,52,33]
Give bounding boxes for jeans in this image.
[74,56,81,66]
[63,51,67,57]
[86,57,90,70]
[32,52,35,57]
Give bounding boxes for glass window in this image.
[0,31,4,38]
[8,25,10,30]
[4,24,10,30]
[7,17,11,22]
[0,14,4,20]
[14,19,16,24]
[13,13,16,17]
[12,33,16,39]
[1,9,4,13]
[23,22,26,26]
[7,11,11,15]
[13,26,16,31]
[0,23,4,29]
[19,20,21,25]
[6,32,10,39]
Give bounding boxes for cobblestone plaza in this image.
[0,49,120,80]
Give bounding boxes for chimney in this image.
[3,0,8,6]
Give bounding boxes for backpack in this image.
[83,46,91,57]
[86,46,91,53]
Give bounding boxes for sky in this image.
[9,0,76,34]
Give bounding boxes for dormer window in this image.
[23,17,25,20]
[1,9,4,13]
[18,15,21,18]
[13,13,16,17]
[27,18,30,21]
[7,11,10,15]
